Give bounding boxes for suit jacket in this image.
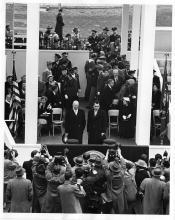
[51,62,62,82]
[57,181,85,213]
[87,109,107,144]
[100,85,115,111]
[6,177,33,212]
[23,159,33,182]
[5,101,11,120]
[65,109,86,139]
[46,89,62,108]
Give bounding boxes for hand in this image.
[101,133,105,136]
[97,92,100,96]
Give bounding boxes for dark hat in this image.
[16,166,25,176]
[65,33,71,37]
[83,152,90,160]
[73,156,83,166]
[112,27,117,31]
[103,138,116,145]
[152,167,162,177]
[67,139,79,144]
[92,29,97,33]
[59,8,63,12]
[53,165,61,174]
[103,27,109,31]
[153,69,156,73]
[36,164,45,175]
[55,53,61,59]
[135,159,147,168]
[109,161,121,173]
[73,27,79,32]
[118,61,125,69]
[47,25,52,29]
[62,52,68,56]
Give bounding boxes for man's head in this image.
[40,96,48,104]
[93,101,100,111]
[31,150,38,158]
[64,171,73,181]
[108,78,114,88]
[7,75,13,83]
[6,94,11,103]
[55,53,61,62]
[113,69,119,77]
[62,52,68,60]
[52,85,58,93]
[91,30,97,37]
[72,100,79,110]
[103,27,109,34]
[111,27,118,34]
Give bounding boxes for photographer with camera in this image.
[101,143,127,214]
[42,148,71,213]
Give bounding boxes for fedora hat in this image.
[135,159,147,168]
[73,156,83,166]
[112,27,117,31]
[109,161,121,173]
[47,25,52,29]
[152,167,162,177]
[16,166,25,176]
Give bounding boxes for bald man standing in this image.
[65,101,86,144]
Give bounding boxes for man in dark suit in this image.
[100,78,115,113]
[52,53,62,82]
[65,100,86,144]
[87,101,107,144]
[59,52,72,71]
[46,84,62,108]
[88,30,100,52]
[22,150,38,182]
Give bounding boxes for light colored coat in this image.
[57,181,86,213]
[6,177,33,212]
[140,177,166,214]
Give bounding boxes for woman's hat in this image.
[123,97,130,102]
[112,27,117,31]
[135,159,147,168]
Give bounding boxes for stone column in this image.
[25,3,39,144]
[130,5,141,75]
[135,5,156,145]
[121,4,129,55]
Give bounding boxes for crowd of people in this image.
[5,44,162,141]
[4,142,170,214]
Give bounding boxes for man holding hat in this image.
[140,167,166,214]
[6,166,33,212]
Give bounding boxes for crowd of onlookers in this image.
[4,142,170,214]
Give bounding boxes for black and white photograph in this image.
[1,0,175,219]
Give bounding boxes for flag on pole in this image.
[9,51,21,136]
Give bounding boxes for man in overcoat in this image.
[65,100,86,144]
[55,9,64,42]
[6,166,33,212]
[87,101,107,144]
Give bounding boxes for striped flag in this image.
[9,53,21,136]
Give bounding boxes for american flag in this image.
[9,51,21,136]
